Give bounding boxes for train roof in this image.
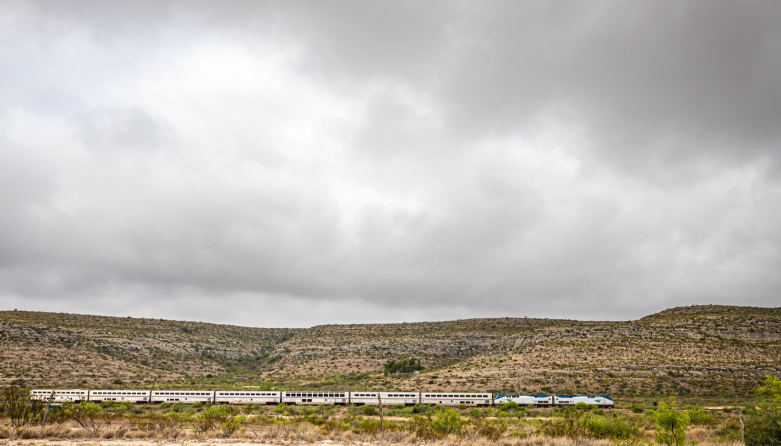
[494,394,552,399]
[555,395,613,400]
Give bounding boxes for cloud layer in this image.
[1,1,780,326]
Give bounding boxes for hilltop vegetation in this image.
[1,305,779,406]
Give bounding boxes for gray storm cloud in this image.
[1,1,780,327]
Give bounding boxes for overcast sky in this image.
[1,1,780,327]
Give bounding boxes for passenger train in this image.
[30,389,613,408]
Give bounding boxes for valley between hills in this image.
[1,305,779,407]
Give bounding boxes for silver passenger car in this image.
[215,391,281,405]
[150,390,215,403]
[31,389,88,403]
[349,392,420,406]
[421,392,492,407]
[281,391,348,405]
[89,390,150,403]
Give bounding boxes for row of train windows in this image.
[352,394,415,397]
[424,395,486,398]
[34,391,84,395]
[287,393,345,397]
[94,392,144,395]
[154,392,210,396]
[353,394,376,397]
[219,393,275,396]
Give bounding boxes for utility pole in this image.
[41,391,55,427]
[738,407,745,444]
[377,393,384,442]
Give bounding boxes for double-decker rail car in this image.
[150,390,215,404]
[31,389,88,403]
[349,392,420,406]
[89,390,150,403]
[553,395,614,408]
[494,394,553,407]
[421,393,493,407]
[215,391,281,405]
[281,391,348,405]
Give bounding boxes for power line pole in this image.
[41,391,55,427]
[377,393,384,442]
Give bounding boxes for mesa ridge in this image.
[1,305,779,406]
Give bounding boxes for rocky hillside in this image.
[1,306,779,404]
[0,311,300,386]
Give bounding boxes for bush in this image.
[62,401,104,436]
[471,418,507,441]
[3,387,44,428]
[361,405,377,416]
[432,408,464,436]
[193,406,226,436]
[498,401,519,412]
[220,415,245,437]
[653,397,690,446]
[687,407,715,426]
[745,407,781,446]
[575,402,592,411]
[630,403,644,413]
[580,413,640,439]
[539,408,583,438]
[408,415,438,439]
[744,375,781,446]
[358,418,381,435]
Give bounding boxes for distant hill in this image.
[1,305,779,405]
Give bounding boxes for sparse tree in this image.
[654,397,690,446]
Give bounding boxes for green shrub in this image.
[744,375,781,446]
[580,413,640,439]
[471,418,507,441]
[687,407,714,426]
[653,397,690,446]
[715,417,743,442]
[362,405,378,416]
[408,415,438,439]
[630,403,644,413]
[432,408,464,436]
[575,402,592,411]
[539,408,583,438]
[498,401,519,412]
[745,407,781,446]
[358,418,381,435]
[220,415,245,437]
